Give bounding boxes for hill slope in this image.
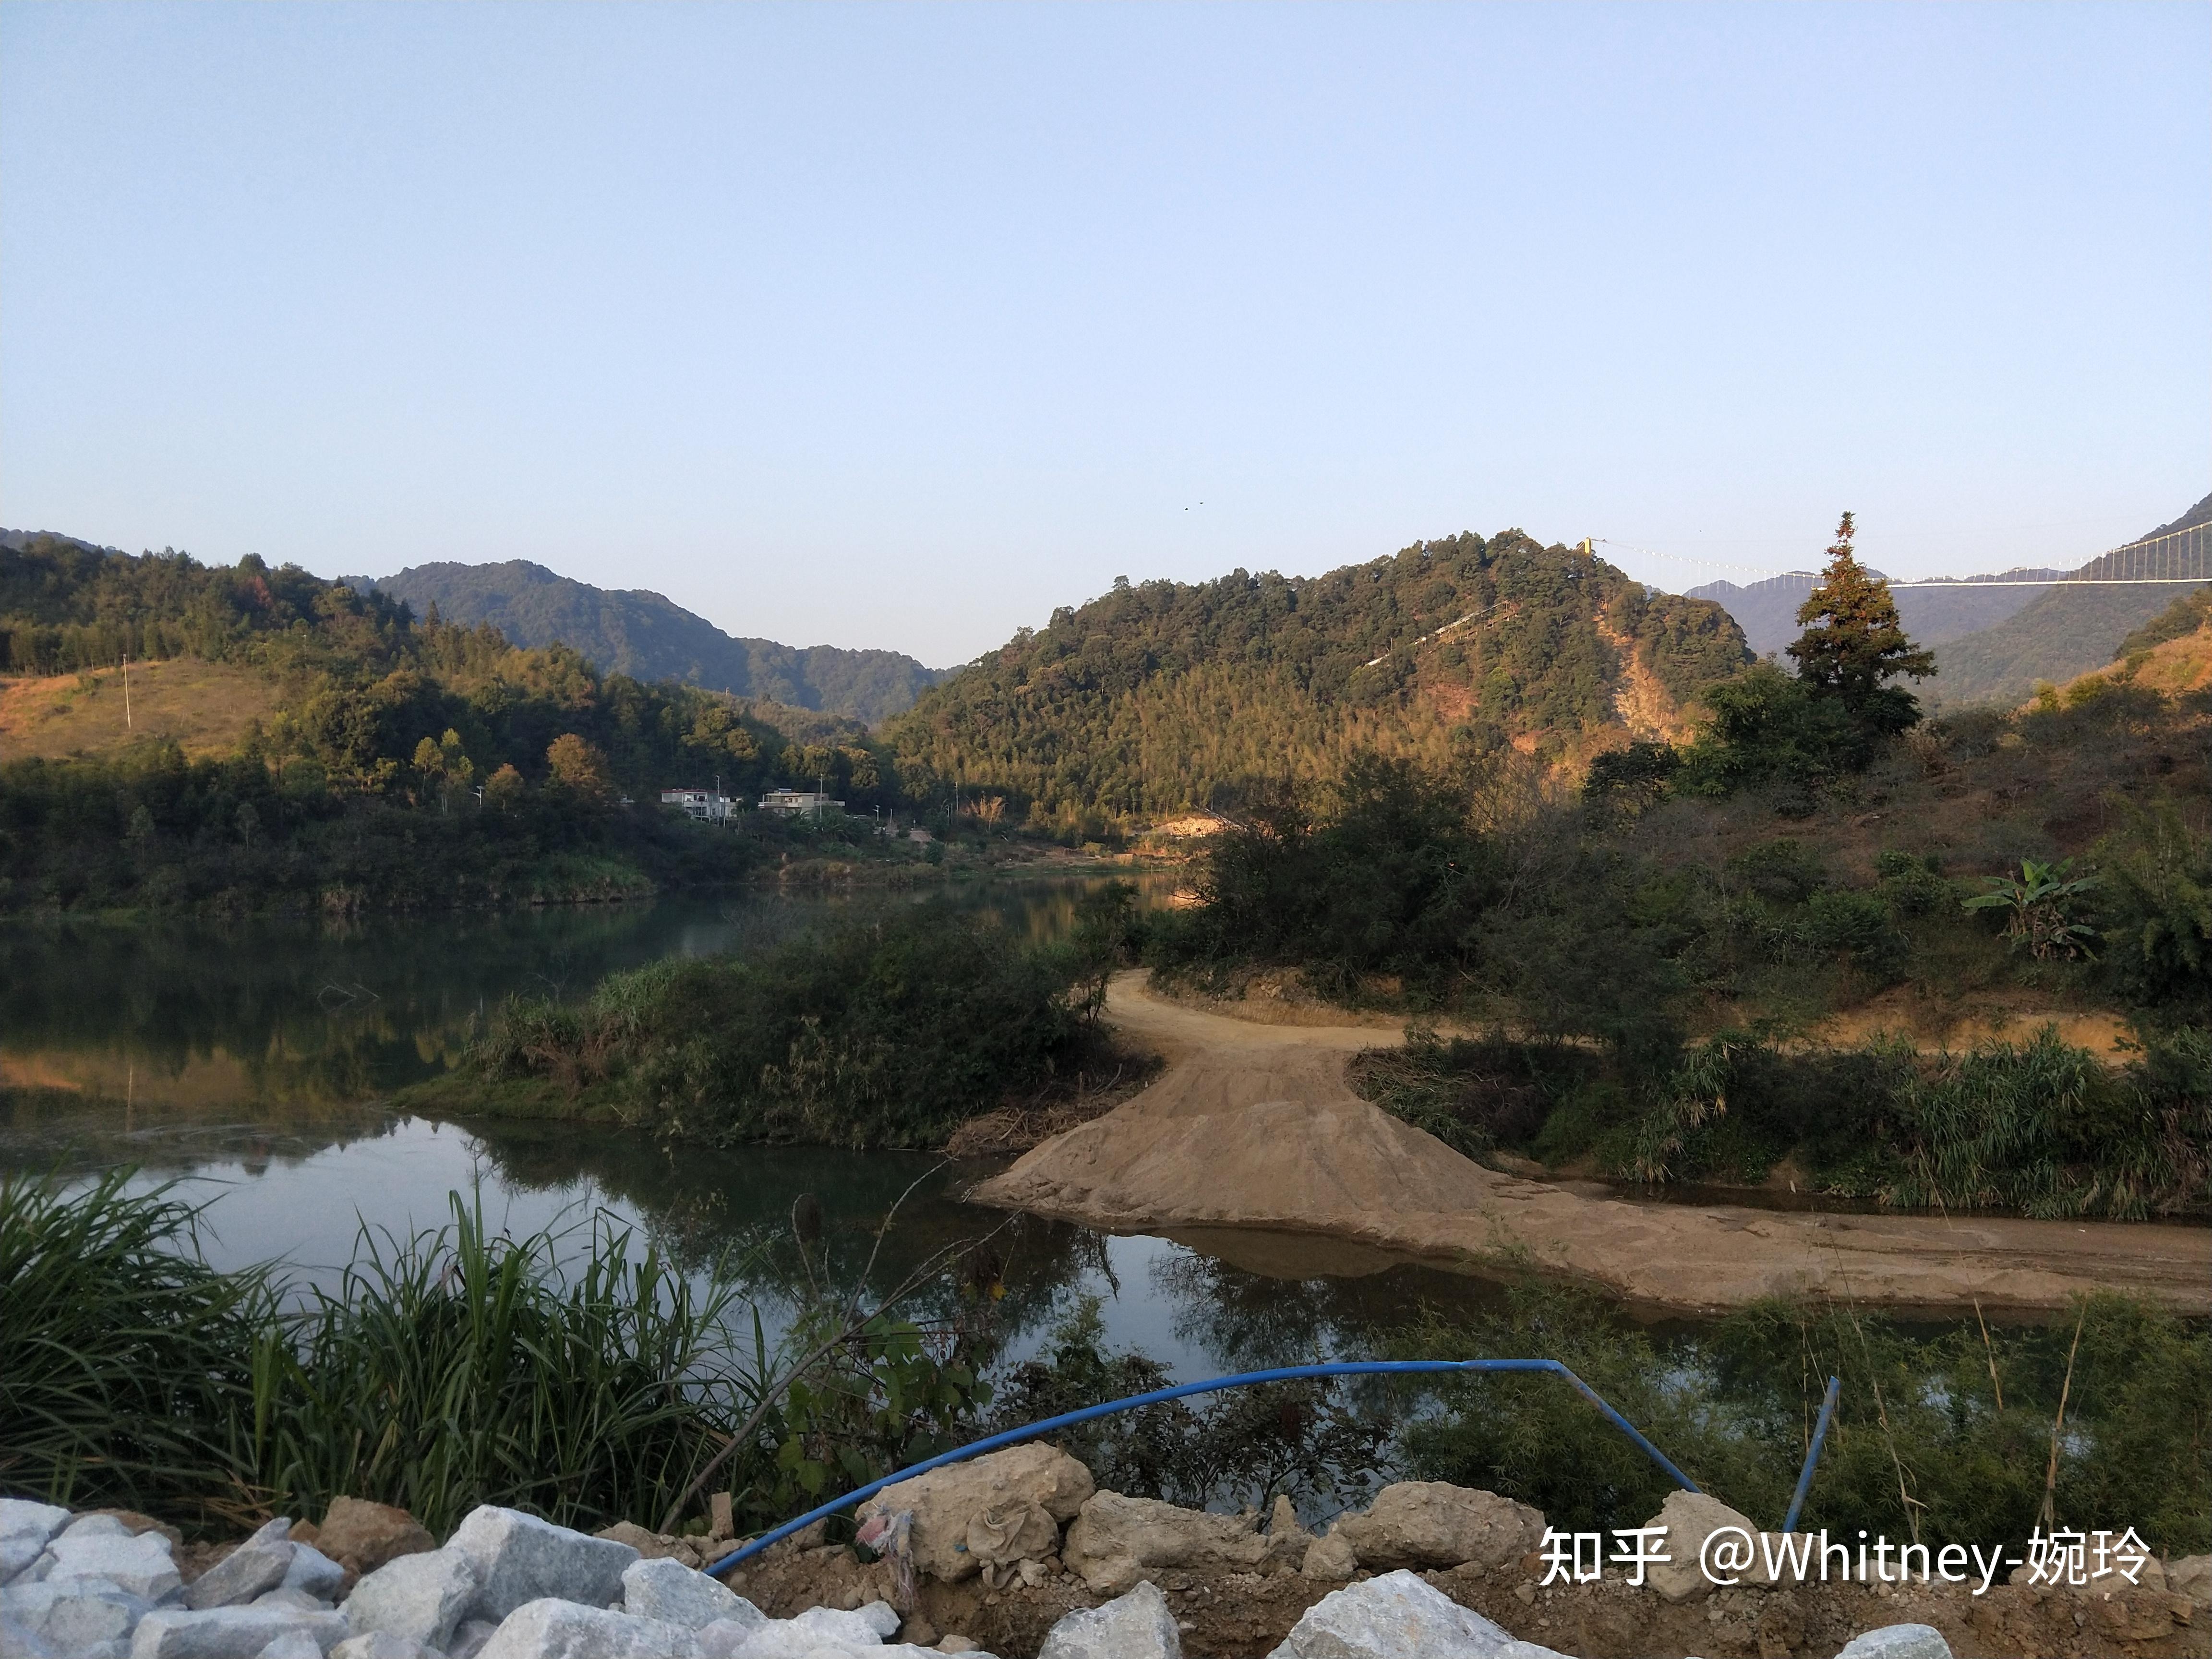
[357,561,943,725]
[1925,493,2212,707]
[1690,566,2067,658]
[883,530,1749,837]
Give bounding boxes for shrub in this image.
[479,903,1096,1148]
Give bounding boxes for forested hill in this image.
[1924,492,2212,707]
[883,530,1749,838]
[355,560,944,725]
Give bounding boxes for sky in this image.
[2,3,2206,667]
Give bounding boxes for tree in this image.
[545,733,613,803]
[1787,513,1936,736]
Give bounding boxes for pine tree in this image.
[1787,512,1936,735]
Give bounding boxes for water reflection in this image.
[0,875,1530,1382]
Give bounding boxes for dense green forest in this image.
[884,530,1750,839]
[1131,536,2211,1214]
[0,535,911,912]
[358,559,945,725]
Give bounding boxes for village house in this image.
[759,788,843,818]
[658,787,736,823]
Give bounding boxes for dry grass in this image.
[0,659,283,761]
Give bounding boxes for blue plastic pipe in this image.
[705,1358,1698,1577]
[1781,1375,1840,1536]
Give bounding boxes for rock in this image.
[447,1506,638,1624]
[1037,1580,1180,1659]
[1833,1626,1954,1659]
[447,1619,501,1659]
[253,1590,328,1612]
[329,1635,441,1659]
[1330,1483,1544,1571]
[282,1545,348,1602]
[2171,1555,2212,1605]
[259,1635,327,1659]
[619,1557,759,1629]
[855,1444,1094,1584]
[474,1598,703,1659]
[593,1523,704,1568]
[314,1502,435,1576]
[189,1521,300,1610]
[64,1515,136,1540]
[966,1498,1058,1572]
[1267,1569,1567,1659]
[0,1501,73,1586]
[86,1513,189,1550]
[1264,1495,1314,1568]
[896,1615,938,1647]
[48,1527,183,1603]
[1300,1534,1357,1582]
[0,1578,153,1650]
[343,1546,481,1651]
[1062,1492,1271,1594]
[1637,1490,1781,1604]
[128,1604,349,1658]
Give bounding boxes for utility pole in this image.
[122,653,133,730]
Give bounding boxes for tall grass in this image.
[247,1194,757,1536]
[0,1168,272,1525]
[0,1173,772,1537]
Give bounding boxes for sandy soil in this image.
[970,974,2211,1316]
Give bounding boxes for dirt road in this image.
[970,974,2212,1314]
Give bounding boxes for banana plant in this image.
[1963,858,2102,960]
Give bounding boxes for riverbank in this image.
[972,974,2212,1315]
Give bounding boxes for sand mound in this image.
[971,974,2211,1314]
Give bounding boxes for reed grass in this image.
[0,1168,272,1525]
[0,1173,777,1537]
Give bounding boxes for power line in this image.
[1592,521,2209,590]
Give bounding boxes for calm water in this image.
[0,881,1511,1380]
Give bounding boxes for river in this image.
[0,880,1511,1383]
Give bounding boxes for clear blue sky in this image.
[3,3,2205,665]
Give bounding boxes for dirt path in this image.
[971,974,2211,1315]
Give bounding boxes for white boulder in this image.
[343,1547,481,1650]
[329,1634,442,1659]
[0,1578,152,1651]
[1330,1483,1544,1571]
[618,1557,759,1630]
[1267,1569,1567,1659]
[1062,1492,1271,1595]
[475,1597,703,1659]
[281,1545,347,1603]
[854,1444,1093,1584]
[1835,1627,1954,1659]
[446,1618,502,1659]
[1037,1580,1179,1659]
[48,1527,183,1603]
[258,1634,327,1659]
[0,1500,72,1583]
[447,1507,638,1624]
[129,1603,349,1658]
[189,1520,299,1610]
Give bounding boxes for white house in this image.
[760,789,844,817]
[660,787,736,823]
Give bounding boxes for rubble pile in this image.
[5,1452,2205,1659]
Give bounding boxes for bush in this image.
[1394,1283,2212,1556]
[477,903,1098,1147]
[2092,795,2212,1021]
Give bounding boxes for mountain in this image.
[1689,566,2068,659]
[353,561,946,726]
[882,530,1750,838]
[1923,493,2212,707]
